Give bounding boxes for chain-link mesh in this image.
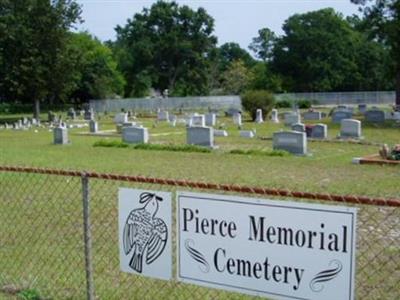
[0,172,86,299]
[1,170,399,300]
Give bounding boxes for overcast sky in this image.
[75,0,360,50]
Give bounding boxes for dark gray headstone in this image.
[89,120,98,133]
[273,131,307,155]
[311,124,328,139]
[358,104,367,114]
[365,110,385,123]
[122,126,149,144]
[303,111,322,120]
[284,113,300,126]
[53,127,68,144]
[205,113,216,126]
[332,111,353,124]
[291,123,305,132]
[187,126,214,147]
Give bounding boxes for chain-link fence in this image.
[0,167,399,300]
[275,91,396,105]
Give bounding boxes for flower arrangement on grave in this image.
[379,144,400,160]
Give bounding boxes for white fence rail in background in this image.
[89,91,395,112]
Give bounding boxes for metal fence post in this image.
[82,173,95,300]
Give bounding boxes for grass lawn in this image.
[0,110,399,198]
[0,110,399,300]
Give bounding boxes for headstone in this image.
[365,109,385,123]
[284,112,300,126]
[114,113,128,124]
[157,111,169,121]
[53,127,69,144]
[122,126,149,144]
[89,120,98,133]
[225,108,241,117]
[273,131,307,155]
[255,109,263,123]
[303,111,322,121]
[311,124,328,139]
[271,109,279,123]
[169,114,177,123]
[116,124,123,133]
[67,108,76,119]
[240,130,255,138]
[232,113,242,126]
[214,130,228,137]
[291,123,305,133]
[331,111,353,124]
[187,126,214,148]
[340,119,362,139]
[22,117,28,125]
[123,122,137,128]
[358,104,367,114]
[192,115,206,127]
[84,108,94,120]
[31,118,37,126]
[205,113,216,127]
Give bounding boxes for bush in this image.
[241,90,275,121]
[275,100,292,108]
[297,99,312,109]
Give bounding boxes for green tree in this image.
[271,8,390,92]
[249,62,283,92]
[249,28,276,61]
[221,60,253,95]
[218,42,255,71]
[0,0,82,118]
[351,0,400,105]
[68,32,125,102]
[114,1,217,97]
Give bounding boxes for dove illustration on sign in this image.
[123,192,168,273]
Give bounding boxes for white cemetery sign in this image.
[177,192,357,300]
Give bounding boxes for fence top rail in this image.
[0,165,399,207]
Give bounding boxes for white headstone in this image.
[122,126,149,144]
[273,131,307,155]
[114,113,128,124]
[340,119,361,139]
[187,126,214,147]
[157,111,169,121]
[213,130,228,137]
[255,109,263,123]
[284,112,300,126]
[192,115,206,127]
[233,113,242,126]
[240,130,255,138]
[271,109,279,123]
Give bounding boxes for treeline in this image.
[0,0,399,115]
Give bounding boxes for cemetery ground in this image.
[0,109,399,299]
